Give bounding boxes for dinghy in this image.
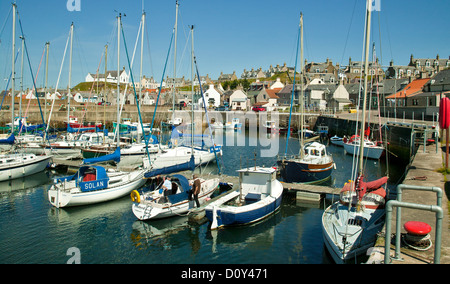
[205,166,283,229]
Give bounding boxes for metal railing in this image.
[384,184,443,264]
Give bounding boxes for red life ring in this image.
[439,97,450,129]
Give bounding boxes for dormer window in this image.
[426,61,430,67]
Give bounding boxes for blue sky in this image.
[1,0,449,91]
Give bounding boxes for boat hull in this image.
[132,178,219,220]
[48,170,146,207]
[205,194,282,228]
[0,154,52,182]
[343,143,384,159]
[321,202,385,263]
[277,159,333,184]
[205,177,283,229]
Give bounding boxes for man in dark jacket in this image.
[192,174,201,208]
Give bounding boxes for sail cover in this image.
[82,147,121,165]
[0,134,15,145]
[144,155,195,178]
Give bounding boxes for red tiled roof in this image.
[385,78,430,99]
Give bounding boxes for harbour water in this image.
[0,131,406,264]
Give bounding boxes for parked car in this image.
[252,106,266,112]
[215,105,229,111]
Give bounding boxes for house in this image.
[241,68,266,80]
[422,69,450,93]
[85,67,129,84]
[408,54,450,75]
[385,78,430,107]
[229,89,249,111]
[218,71,238,82]
[255,87,281,111]
[269,78,285,89]
[165,76,186,88]
[385,60,420,79]
[198,84,221,108]
[73,92,98,104]
[266,63,291,77]
[132,76,160,90]
[276,84,299,106]
[344,57,384,83]
[325,84,351,111]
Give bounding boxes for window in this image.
[426,61,430,67]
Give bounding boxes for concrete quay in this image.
[367,143,450,264]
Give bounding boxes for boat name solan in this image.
[82,180,104,190]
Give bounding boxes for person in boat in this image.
[158,176,172,203]
[192,174,201,208]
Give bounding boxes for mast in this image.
[283,12,301,156]
[172,0,179,121]
[19,36,24,123]
[116,14,121,147]
[299,13,304,158]
[44,42,50,123]
[359,0,372,176]
[11,3,16,130]
[190,25,194,152]
[103,44,108,129]
[67,23,74,126]
[139,11,145,109]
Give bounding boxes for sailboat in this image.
[0,4,52,182]
[132,174,219,220]
[143,25,222,176]
[48,14,146,208]
[322,0,388,263]
[277,13,334,184]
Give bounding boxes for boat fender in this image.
[131,190,140,203]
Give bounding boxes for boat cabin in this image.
[238,167,277,201]
[304,142,327,158]
[73,166,110,192]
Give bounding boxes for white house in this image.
[85,67,129,84]
[198,84,221,108]
[230,89,249,111]
[269,78,285,89]
[73,92,98,104]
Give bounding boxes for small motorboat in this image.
[330,135,344,147]
[205,166,283,229]
[131,174,219,220]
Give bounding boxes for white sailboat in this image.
[0,4,52,182]
[132,174,219,220]
[48,14,146,208]
[321,1,388,263]
[343,134,384,160]
[143,25,222,176]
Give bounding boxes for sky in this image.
[1,0,449,91]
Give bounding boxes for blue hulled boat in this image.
[205,167,283,229]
